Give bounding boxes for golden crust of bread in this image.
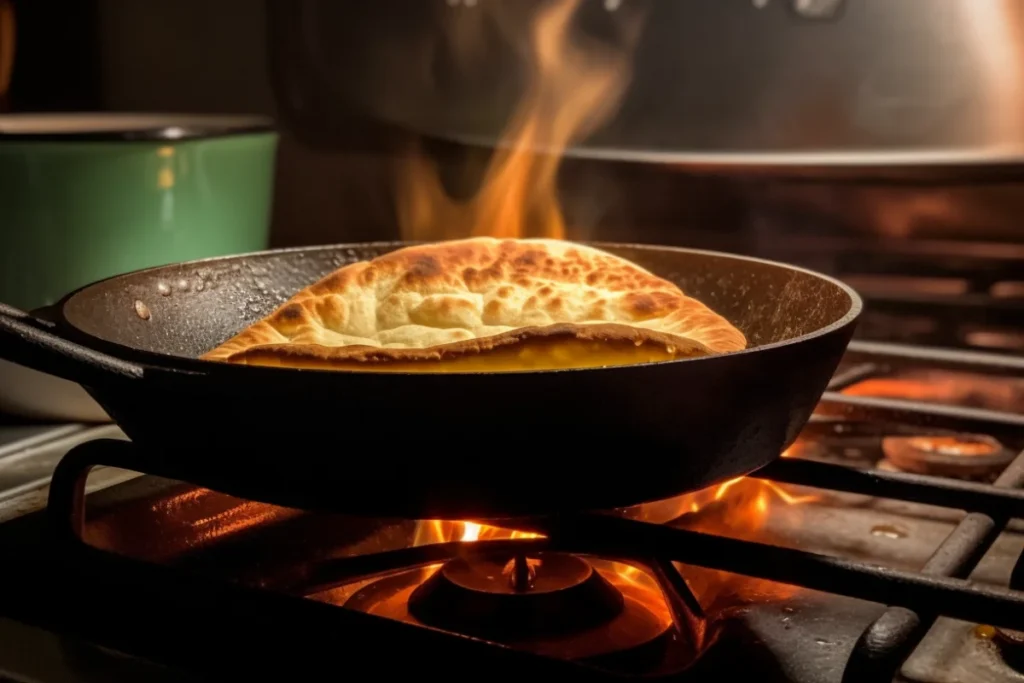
[201,238,747,371]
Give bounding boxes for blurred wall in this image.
[92,0,398,247]
[11,0,1024,248]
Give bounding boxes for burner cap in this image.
[408,552,624,640]
[341,554,677,667]
[881,434,1012,479]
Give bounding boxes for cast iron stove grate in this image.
[36,340,1024,681]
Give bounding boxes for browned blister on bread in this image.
[202,238,746,372]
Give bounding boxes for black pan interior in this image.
[59,242,856,361]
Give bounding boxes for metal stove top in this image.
[0,340,1023,682]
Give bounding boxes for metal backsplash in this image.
[270,0,1024,161]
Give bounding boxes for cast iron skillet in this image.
[0,242,861,519]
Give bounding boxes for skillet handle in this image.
[0,302,143,385]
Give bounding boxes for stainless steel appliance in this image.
[275,0,1024,160]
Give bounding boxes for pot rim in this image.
[0,112,275,142]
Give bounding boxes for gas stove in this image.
[0,340,1023,682]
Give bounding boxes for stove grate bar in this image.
[1013,546,1024,594]
[816,392,1024,440]
[756,456,1024,517]
[825,362,878,390]
[841,447,1024,682]
[527,512,1024,633]
[844,339,1024,376]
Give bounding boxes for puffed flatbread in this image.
[202,238,746,372]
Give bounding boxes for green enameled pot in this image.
[0,113,278,421]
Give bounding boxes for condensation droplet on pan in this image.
[176,279,189,292]
[156,282,171,296]
[134,300,152,321]
[195,281,205,292]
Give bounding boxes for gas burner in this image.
[880,434,1014,480]
[341,552,676,668]
[409,552,625,638]
[993,627,1024,674]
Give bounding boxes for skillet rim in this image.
[55,240,863,377]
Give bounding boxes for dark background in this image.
[5,0,406,248]
[8,0,1024,252]
[0,0,828,253]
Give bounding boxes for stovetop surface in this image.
[0,340,1023,683]
[0,461,1021,683]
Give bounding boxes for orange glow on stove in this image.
[842,371,1024,413]
[762,479,820,505]
[412,519,543,546]
[413,441,819,614]
[713,477,742,501]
